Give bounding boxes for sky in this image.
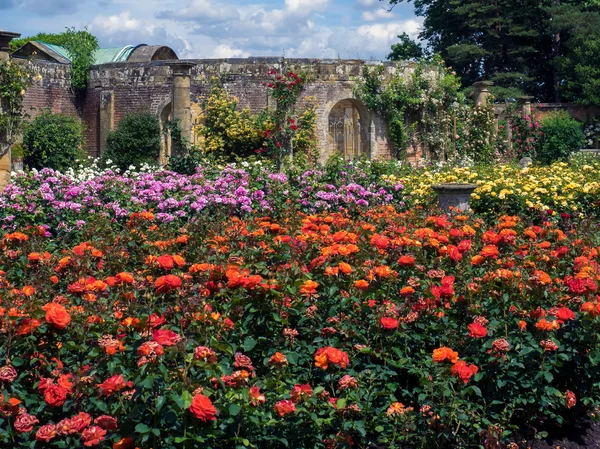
[0,0,422,60]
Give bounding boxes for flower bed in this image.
[0,162,405,232]
[1,205,600,448]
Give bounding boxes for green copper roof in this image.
[35,41,143,64]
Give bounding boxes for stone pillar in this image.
[473,81,494,107]
[99,91,114,155]
[519,96,533,118]
[169,61,196,156]
[0,31,21,190]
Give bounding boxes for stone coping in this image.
[432,183,479,190]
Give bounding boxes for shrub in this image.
[539,111,585,164]
[22,110,85,171]
[102,113,161,171]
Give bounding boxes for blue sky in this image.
[0,0,421,59]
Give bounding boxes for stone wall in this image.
[22,60,79,121]
[87,58,410,161]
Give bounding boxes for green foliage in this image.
[551,5,600,105]
[539,111,585,164]
[384,0,600,103]
[22,110,85,171]
[0,59,32,158]
[194,71,318,167]
[11,27,99,92]
[388,32,424,61]
[356,56,482,160]
[102,112,161,171]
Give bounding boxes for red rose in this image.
[69,412,92,432]
[44,384,68,407]
[398,255,415,267]
[380,317,399,330]
[467,322,488,338]
[152,328,181,346]
[157,255,174,270]
[451,361,479,384]
[290,384,313,403]
[155,274,182,293]
[98,374,127,397]
[555,307,575,322]
[189,393,217,422]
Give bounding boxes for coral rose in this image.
[0,365,17,383]
[41,303,71,329]
[154,274,182,293]
[290,384,313,403]
[36,424,58,442]
[14,413,39,433]
[398,255,416,267]
[98,374,127,397]
[274,399,296,417]
[189,393,217,422]
[81,425,107,447]
[249,386,266,406]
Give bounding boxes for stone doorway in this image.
[328,99,370,159]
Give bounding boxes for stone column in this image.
[169,61,196,157]
[0,31,21,190]
[473,81,494,107]
[99,91,114,155]
[519,96,533,118]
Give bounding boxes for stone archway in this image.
[324,98,372,161]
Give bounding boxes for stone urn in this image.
[431,183,478,212]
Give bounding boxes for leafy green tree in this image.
[388,32,424,61]
[23,110,85,171]
[102,113,161,171]
[550,4,600,104]
[11,27,98,92]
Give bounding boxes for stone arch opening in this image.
[327,99,371,160]
[159,102,172,165]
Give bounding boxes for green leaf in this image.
[182,390,193,409]
[229,403,242,416]
[135,423,151,434]
[243,337,257,352]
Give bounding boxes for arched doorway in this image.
[328,99,370,159]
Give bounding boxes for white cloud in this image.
[156,0,240,24]
[355,0,379,9]
[89,11,190,55]
[285,0,328,11]
[212,44,249,58]
[361,9,395,21]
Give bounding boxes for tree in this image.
[384,0,600,104]
[550,4,600,104]
[10,28,98,92]
[388,32,424,61]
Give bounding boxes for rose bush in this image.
[1,203,600,448]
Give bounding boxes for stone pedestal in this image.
[169,61,196,157]
[432,183,478,212]
[519,96,533,118]
[473,81,494,107]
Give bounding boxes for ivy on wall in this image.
[0,59,32,158]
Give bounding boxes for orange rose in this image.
[299,280,318,295]
[41,303,71,330]
[432,347,459,363]
[189,393,217,422]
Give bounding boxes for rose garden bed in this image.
[1,192,600,448]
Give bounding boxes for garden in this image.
[3,30,600,449]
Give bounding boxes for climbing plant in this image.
[0,59,32,158]
[11,27,98,92]
[356,56,465,160]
